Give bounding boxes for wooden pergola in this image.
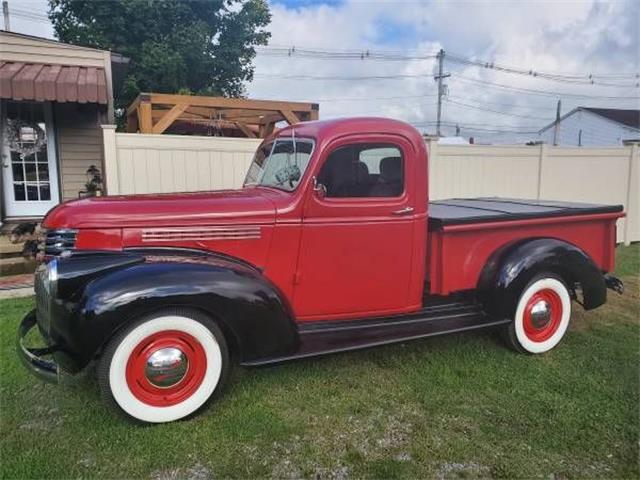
[126,93,319,138]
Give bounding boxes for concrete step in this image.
[0,257,36,277]
[0,238,23,259]
[1,218,42,235]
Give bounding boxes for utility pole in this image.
[552,99,561,146]
[434,49,450,137]
[2,1,10,31]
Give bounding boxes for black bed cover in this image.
[428,198,623,230]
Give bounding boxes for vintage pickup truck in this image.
[19,117,624,423]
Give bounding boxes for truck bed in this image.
[426,198,624,295]
[428,198,623,229]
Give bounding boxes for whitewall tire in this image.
[506,275,572,354]
[97,309,229,424]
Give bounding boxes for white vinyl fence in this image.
[427,141,639,245]
[102,126,639,244]
[102,126,261,195]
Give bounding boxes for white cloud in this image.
[7,0,638,143]
[249,0,639,143]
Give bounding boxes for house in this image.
[538,107,640,146]
[0,30,127,222]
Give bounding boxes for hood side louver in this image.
[141,226,261,242]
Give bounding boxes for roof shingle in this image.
[583,108,640,129]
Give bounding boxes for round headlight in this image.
[46,258,58,296]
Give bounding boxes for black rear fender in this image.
[477,238,607,319]
[53,254,298,372]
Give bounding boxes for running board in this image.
[242,302,509,366]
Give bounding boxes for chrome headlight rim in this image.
[45,258,59,297]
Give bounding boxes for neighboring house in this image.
[538,107,640,146]
[0,30,127,221]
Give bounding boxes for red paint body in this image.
[43,118,623,322]
[427,212,619,295]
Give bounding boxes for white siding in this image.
[55,104,104,200]
[0,31,110,67]
[539,110,639,146]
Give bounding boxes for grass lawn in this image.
[1,245,638,479]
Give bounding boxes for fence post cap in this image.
[101,124,118,130]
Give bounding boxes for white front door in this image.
[1,101,60,218]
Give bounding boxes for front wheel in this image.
[505,274,572,354]
[97,309,229,424]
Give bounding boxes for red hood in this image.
[43,188,276,229]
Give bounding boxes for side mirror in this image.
[312,176,327,199]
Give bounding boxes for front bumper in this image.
[17,309,59,384]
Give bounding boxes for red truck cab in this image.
[20,117,624,424]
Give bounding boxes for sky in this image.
[6,0,639,143]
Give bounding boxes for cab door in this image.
[293,135,417,320]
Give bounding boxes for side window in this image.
[318,144,404,198]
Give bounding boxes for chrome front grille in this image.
[34,266,51,334]
[43,229,77,256]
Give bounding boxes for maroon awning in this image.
[0,61,108,104]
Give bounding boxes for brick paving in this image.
[0,273,34,291]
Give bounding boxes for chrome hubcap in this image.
[530,300,552,328]
[145,347,189,388]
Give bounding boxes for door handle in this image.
[392,206,414,215]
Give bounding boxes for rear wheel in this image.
[97,309,229,424]
[505,274,571,354]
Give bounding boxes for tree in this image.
[48,0,271,112]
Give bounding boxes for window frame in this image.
[243,136,316,193]
[316,141,406,200]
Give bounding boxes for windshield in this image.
[243,137,315,191]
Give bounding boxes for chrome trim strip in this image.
[141,226,262,242]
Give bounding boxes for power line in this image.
[446,52,639,87]
[451,75,640,100]
[448,51,639,80]
[327,103,439,117]
[11,7,48,17]
[445,98,553,121]
[11,7,49,21]
[255,71,640,100]
[413,120,541,131]
[256,46,437,62]
[10,12,51,24]
[447,95,562,111]
[412,122,541,134]
[317,93,437,102]
[256,45,639,81]
[456,126,538,134]
[254,72,431,80]
[443,121,540,130]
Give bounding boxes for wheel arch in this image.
[477,237,606,319]
[55,253,299,372]
[92,303,242,365]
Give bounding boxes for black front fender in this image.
[49,253,298,372]
[477,238,607,319]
